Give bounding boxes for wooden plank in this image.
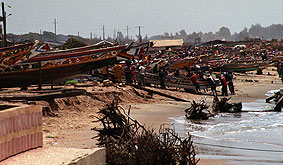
[0,89,86,101]
[274,96,283,112]
[131,84,190,102]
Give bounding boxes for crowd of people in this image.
[99,39,283,96]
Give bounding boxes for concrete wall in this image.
[69,148,106,165]
[1,147,106,165]
[0,105,42,161]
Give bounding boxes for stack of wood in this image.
[185,97,214,120]
[93,98,199,165]
[212,96,242,113]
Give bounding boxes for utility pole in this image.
[40,29,42,41]
[113,28,116,40]
[78,32,79,37]
[126,26,129,40]
[116,29,120,40]
[135,26,143,43]
[53,18,58,42]
[102,25,105,40]
[1,2,7,47]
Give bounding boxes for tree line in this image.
[150,24,283,43]
[6,24,283,45]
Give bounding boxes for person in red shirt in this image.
[190,72,200,93]
[220,75,228,96]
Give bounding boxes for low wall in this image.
[0,104,43,162]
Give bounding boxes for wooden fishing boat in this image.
[0,45,127,88]
[0,40,39,70]
[33,40,117,58]
[144,72,215,91]
[197,59,228,71]
[220,59,268,72]
[166,57,198,69]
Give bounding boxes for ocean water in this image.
[171,94,283,164]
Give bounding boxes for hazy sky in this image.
[3,0,283,39]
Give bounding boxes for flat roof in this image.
[150,39,183,48]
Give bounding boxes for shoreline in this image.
[129,67,283,164]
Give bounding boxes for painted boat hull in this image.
[0,45,126,88]
[221,61,267,73]
[0,41,39,69]
[0,57,117,88]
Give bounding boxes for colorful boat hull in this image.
[0,45,126,88]
[0,40,39,69]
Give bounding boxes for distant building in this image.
[149,39,183,51]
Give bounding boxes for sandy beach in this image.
[1,66,282,164]
[129,67,283,164]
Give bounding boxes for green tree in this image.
[62,38,87,49]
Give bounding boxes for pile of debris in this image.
[185,96,242,120]
[212,96,242,113]
[93,98,199,165]
[185,97,214,120]
[266,89,283,111]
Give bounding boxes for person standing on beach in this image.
[138,65,146,86]
[190,72,200,93]
[225,71,235,95]
[125,60,132,84]
[207,75,217,96]
[277,61,282,77]
[220,75,228,96]
[101,66,108,80]
[153,64,158,73]
[112,64,123,82]
[159,68,167,89]
[131,65,136,84]
[279,64,283,84]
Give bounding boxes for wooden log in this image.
[266,91,280,103]
[130,84,190,102]
[0,89,86,101]
[274,96,283,112]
